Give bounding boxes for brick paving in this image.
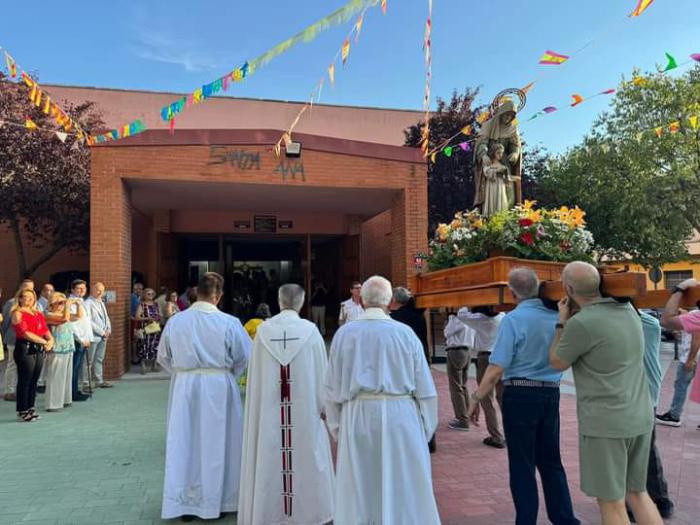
[0,359,698,524]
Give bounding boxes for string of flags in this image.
[0,117,84,149]
[160,0,380,131]
[630,0,655,18]
[419,0,433,155]
[274,1,385,156]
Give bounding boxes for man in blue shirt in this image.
[468,268,579,525]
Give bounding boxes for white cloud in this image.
[130,30,227,72]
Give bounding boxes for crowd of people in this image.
[4,262,699,524]
[1,278,115,422]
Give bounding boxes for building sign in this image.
[254,215,277,233]
[274,160,305,181]
[208,146,261,170]
[234,220,251,230]
[278,220,294,230]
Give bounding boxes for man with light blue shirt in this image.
[468,268,579,525]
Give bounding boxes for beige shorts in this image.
[579,432,651,501]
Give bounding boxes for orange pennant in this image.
[341,39,350,65]
[571,94,584,107]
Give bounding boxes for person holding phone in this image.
[44,293,81,411]
[11,288,53,422]
[69,280,93,401]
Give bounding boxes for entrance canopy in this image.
[90,128,428,377]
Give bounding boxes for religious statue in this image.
[473,95,524,216]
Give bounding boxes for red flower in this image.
[559,241,571,252]
[520,232,534,246]
[518,218,534,227]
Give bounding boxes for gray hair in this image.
[562,261,601,298]
[278,284,305,312]
[508,268,540,300]
[392,287,412,306]
[361,276,393,308]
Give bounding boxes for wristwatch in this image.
[555,322,565,329]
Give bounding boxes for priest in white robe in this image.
[156,272,251,521]
[239,283,335,525]
[325,275,441,525]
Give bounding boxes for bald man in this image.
[549,261,662,525]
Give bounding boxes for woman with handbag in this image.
[135,288,162,374]
[11,288,54,422]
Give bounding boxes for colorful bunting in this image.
[600,89,616,95]
[461,125,472,136]
[521,81,536,94]
[354,14,364,42]
[543,106,558,114]
[328,63,335,85]
[55,131,68,143]
[662,52,678,72]
[539,50,569,66]
[654,127,663,138]
[630,0,655,18]
[381,0,387,15]
[90,120,146,144]
[444,146,453,158]
[690,115,699,130]
[476,111,490,124]
[430,152,436,163]
[571,94,584,107]
[341,39,351,65]
[669,121,680,133]
[691,54,700,63]
[459,142,470,152]
[25,118,37,130]
[4,51,17,78]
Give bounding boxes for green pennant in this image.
[444,146,453,157]
[663,52,678,72]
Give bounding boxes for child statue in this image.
[481,142,514,217]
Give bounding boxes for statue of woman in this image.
[473,99,522,213]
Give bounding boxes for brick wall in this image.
[360,210,393,280]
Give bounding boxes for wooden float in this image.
[411,257,700,310]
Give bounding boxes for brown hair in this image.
[198,272,224,298]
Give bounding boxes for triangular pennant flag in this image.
[635,132,644,143]
[539,50,569,65]
[521,81,536,94]
[4,51,17,78]
[55,131,68,143]
[689,115,699,129]
[328,63,335,85]
[169,117,176,135]
[274,141,282,158]
[600,89,616,95]
[630,0,655,18]
[571,94,584,107]
[461,125,472,136]
[512,118,519,126]
[543,106,558,114]
[692,54,700,63]
[654,127,663,138]
[527,112,543,122]
[381,0,387,15]
[25,118,37,130]
[444,146,453,158]
[476,111,490,124]
[459,142,470,152]
[662,52,678,72]
[669,121,680,134]
[341,39,350,65]
[430,152,437,163]
[354,14,364,42]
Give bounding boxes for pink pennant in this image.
[691,54,700,62]
[459,142,470,152]
[543,106,558,114]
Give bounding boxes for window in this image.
[664,270,693,290]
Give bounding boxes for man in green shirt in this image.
[548,261,662,525]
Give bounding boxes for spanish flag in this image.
[630,0,654,18]
[539,50,569,65]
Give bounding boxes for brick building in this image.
[0,85,428,379]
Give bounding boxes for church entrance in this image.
[174,234,358,327]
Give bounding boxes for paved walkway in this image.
[0,359,698,524]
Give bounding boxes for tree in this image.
[405,88,546,232]
[535,66,700,268]
[0,72,104,283]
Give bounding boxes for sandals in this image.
[17,411,39,423]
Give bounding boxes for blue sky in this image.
[1,0,698,152]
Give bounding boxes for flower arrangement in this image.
[428,201,594,270]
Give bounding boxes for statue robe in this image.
[324,308,440,525]
[157,302,251,520]
[238,310,335,525]
[473,100,522,212]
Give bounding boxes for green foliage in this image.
[536,66,700,268]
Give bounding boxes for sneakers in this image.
[448,419,470,431]
[655,412,681,427]
[98,382,114,388]
[483,437,506,449]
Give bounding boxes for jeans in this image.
[88,337,108,384]
[72,341,86,398]
[446,347,471,424]
[14,341,45,413]
[502,386,580,525]
[646,420,673,510]
[3,345,17,394]
[669,361,697,419]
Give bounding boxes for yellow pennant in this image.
[689,115,699,129]
[341,39,350,65]
[328,63,335,85]
[25,118,37,130]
